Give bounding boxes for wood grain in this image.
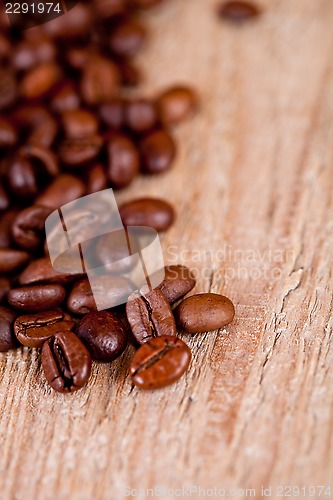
[1,0,333,497]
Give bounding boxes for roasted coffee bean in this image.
[126,289,177,344]
[0,306,19,352]
[11,106,57,149]
[99,99,125,129]
[67,279,97,316]
[51,81,80,113]
[107,133,140,188]
[43,4,92,38]
[12,37,56,71]
[125,99,157,133]
[109,18,146,57]
[0,278,10,303]
[14,310,76,348]
[0,210,18,249]
[119,198,175,231]
[35,174,85,209]
[86,163,108,194]
[20,62,62,99]
[0,182,9,211]
[19,257,83,286]
[0,69,17,110]
[95,228,136,273]
[140,129,176,174]
[0,117,17,149]
[59,135,103,166]
[12,205,53,251]
[6,156,38,198]
[157,86,198,126]
[217,1,261,22]
[81,56,120,105]
[130,335,191,390]
[62,109,99,139]
[94,0,126,19]
[27,114,58,148]
[20,144,59,177]
[77,311,128,362]
[174,293,235,333]
[157,265,196,304]
[119,60,141,87]
[0,249,30,274]
[8,284,66,312]
[42,331,92,393]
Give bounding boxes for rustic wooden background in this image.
[1,0,333,498]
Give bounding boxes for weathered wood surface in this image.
[1,0,333,498]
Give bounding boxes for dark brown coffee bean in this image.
[140,129,176,174]
[118,60,141,87]
[94,0,126,19]
[109,18,146,57]
[107,133,140,188]
[0,34,10,60]
[157,86,198,126]
[0,210,18,249]
[19,144,59,177]
[125,99,157,133]
[14,310,76,348]
[0,182,9,211]
[0,278,10,303]
[35,174,85,209]
[27,114,58,148]
[86,163,108,194]
[126,289,177,344]
[62,109,99,139]
[130,335,191,390]
[99,99,125,129]
[77,311,128,362]
[157,265,196,304]
[0,306,20,352]
[43,4,92,38]
[67,279,97,316]
[51,81,80,113]
[217,1,261,22]
[0,69,17,110]
[81,56,120,105]
[8,284,66,313]
[59,135,103,166]
[20,62,62,99]
[12,206,53,251]
[12,37,56,71]
[174,293,235,333]
[42,331,92,393]
[6,156,38,198]
[0,117,17,149]
[19,257,84,286]
[95,228,136,273]
[0,249,30,274]
[119,198,175,231]
[11,106,57,149]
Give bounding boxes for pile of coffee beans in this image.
[0,0,236,392]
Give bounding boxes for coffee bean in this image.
[86,163,108,194]
[81,56,120,105]
[0,306,19,352]
[19,257,83,286]
[0,209,18,249]
[125,99,157,133]
[27,114,58,148]
[140,129,176,174]
[19,144,59,177]
[119,198,175,231]
[157,265,196,304]
[12,205,53,251]
[217,1,261,22]
[51,81,80,114]
[107,133,140,188]
[0,117,17,149]
[8,284,66,312]
[14,310,76,348]
[6,156,38,198]
[77,311,128,362]
[42,331,92,393]
[94,0,126,19]
[0,69,17,110]
[126,289,177,344]
[174,293,235,333]
[157,86,198,126]
[12,37,56,71]
[0,278,10,303]
[67,279,97,316]
[11,106,58,149]
[0,182,9,211]
[130,335,191,390]
[95,228,137,273]
[109,18,146,57]
[62,109,99,139]
[59,135,103,166]
[118,60,141,87]
[43,4,92,39]
[35,174,85,209]
[99,99,125,129]
[20,62,62,99]
[0,249,30,274]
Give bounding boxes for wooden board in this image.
[1,0,333,497]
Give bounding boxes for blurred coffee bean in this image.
[51,81,80,113]
[109,18,146,57]
[81,56,120,105]
[0,34,10,60]
[62,109,99,139]
[12,37,56,71]
[0,117,17,149]
[118,60,141,87]
[19,257,84,286]
[67,279,97,315]
[94,0,126,19]
[0,278,10,303]
[0,182,9,211]
[107,133,140,188]
[125,99,157,133]
[86,163,108,194]
[12,205,53,251]
[42,4,93,38]
[35,174,85,208]
[0,210,18,249]
[217,1,261,22]
[59,135,103,166]
[99,99,125,129]
[8,284,66,312]
[0,306,19,352]
[119,197,175,231]
[11,106,58,148]
[140,129,176,173]
[0,249,30,274]
[6,156,38,199]
[157,86,198,126]
[20,62,62,100]
[0,69,17,109]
